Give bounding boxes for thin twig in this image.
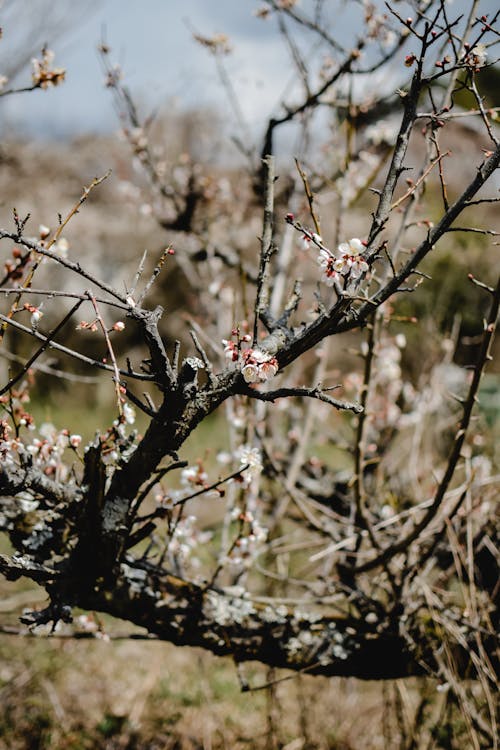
[0,348,100,383]
[254,154,276,344]
[295,158,321,235]
[352,275,500,574]
[188,329,216,386]
[352,316,380,549]
[0,230,128,304]
[87,292,123,415]
[129,249,148,298]
[0,300,82,397]
[137,245,172,305]
[390,150,450,210]
[0,311,153,380]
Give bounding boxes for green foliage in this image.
[96,712,127,738]
[451,65,500,110]
[396,246,491,337]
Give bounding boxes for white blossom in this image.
[395,333,407,349]
[241,361,260,383]
[317,238,369,282]
[250,348,270,364]
[77,614,99,633]
[39,423,56,440]
[466,43,487,69]
[258,358,279,381]
[181,464,208,487]
[237,445,263,476]
[365,120,396,146]
[30,309,43,327]
[122,403,136,425]
[222,339,238,361]
[55,237,69,257]
[204,590,256,626]
[241,348,279,384]
[317,248,341,286]
[300,232,322,251]
[347,255,369,279]
[340,237,364,255]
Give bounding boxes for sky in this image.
[1,0,314,140]
[0,0,497,142]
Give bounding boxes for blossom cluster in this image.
[154,462,211,510]
[181,462,208,488]
[151,443,267,575]
[31,48,65,90]
[76,614,109,641]
[192,32,232,55]
[223,507,268,570]
[464,43,487,71]
[363,2,397,49]
[344,330,409,437]
[38,224,69,256]
[2,224,69,283]
[223,331,278,384]
[236,444,263,477]
[240,348,279,384]
[0,384,34,461]
[203,588,259,627]
[0,406,81,481]
[166,514,213,568]
[317,239,369,287]
[286,215,370,289]
[155,445,263,511]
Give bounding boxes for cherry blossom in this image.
[29,308,43,327]
[300,232,322,251]
[346,254,370,279]
[317,249,342,286]
[465,43,487,70]
[365,120,396,146]
[258,358,279,381]
[241,348,279,383]
[31,48,66,89]
[122,403,136,425]
[181,464,208,488]
[334,238,369,278]
[337,237,365,256]
[54,237,69,257]
[237,444,263,476]
[241,361,260,383]
[222,338,239,362]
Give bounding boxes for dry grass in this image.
[0,612,436,750]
